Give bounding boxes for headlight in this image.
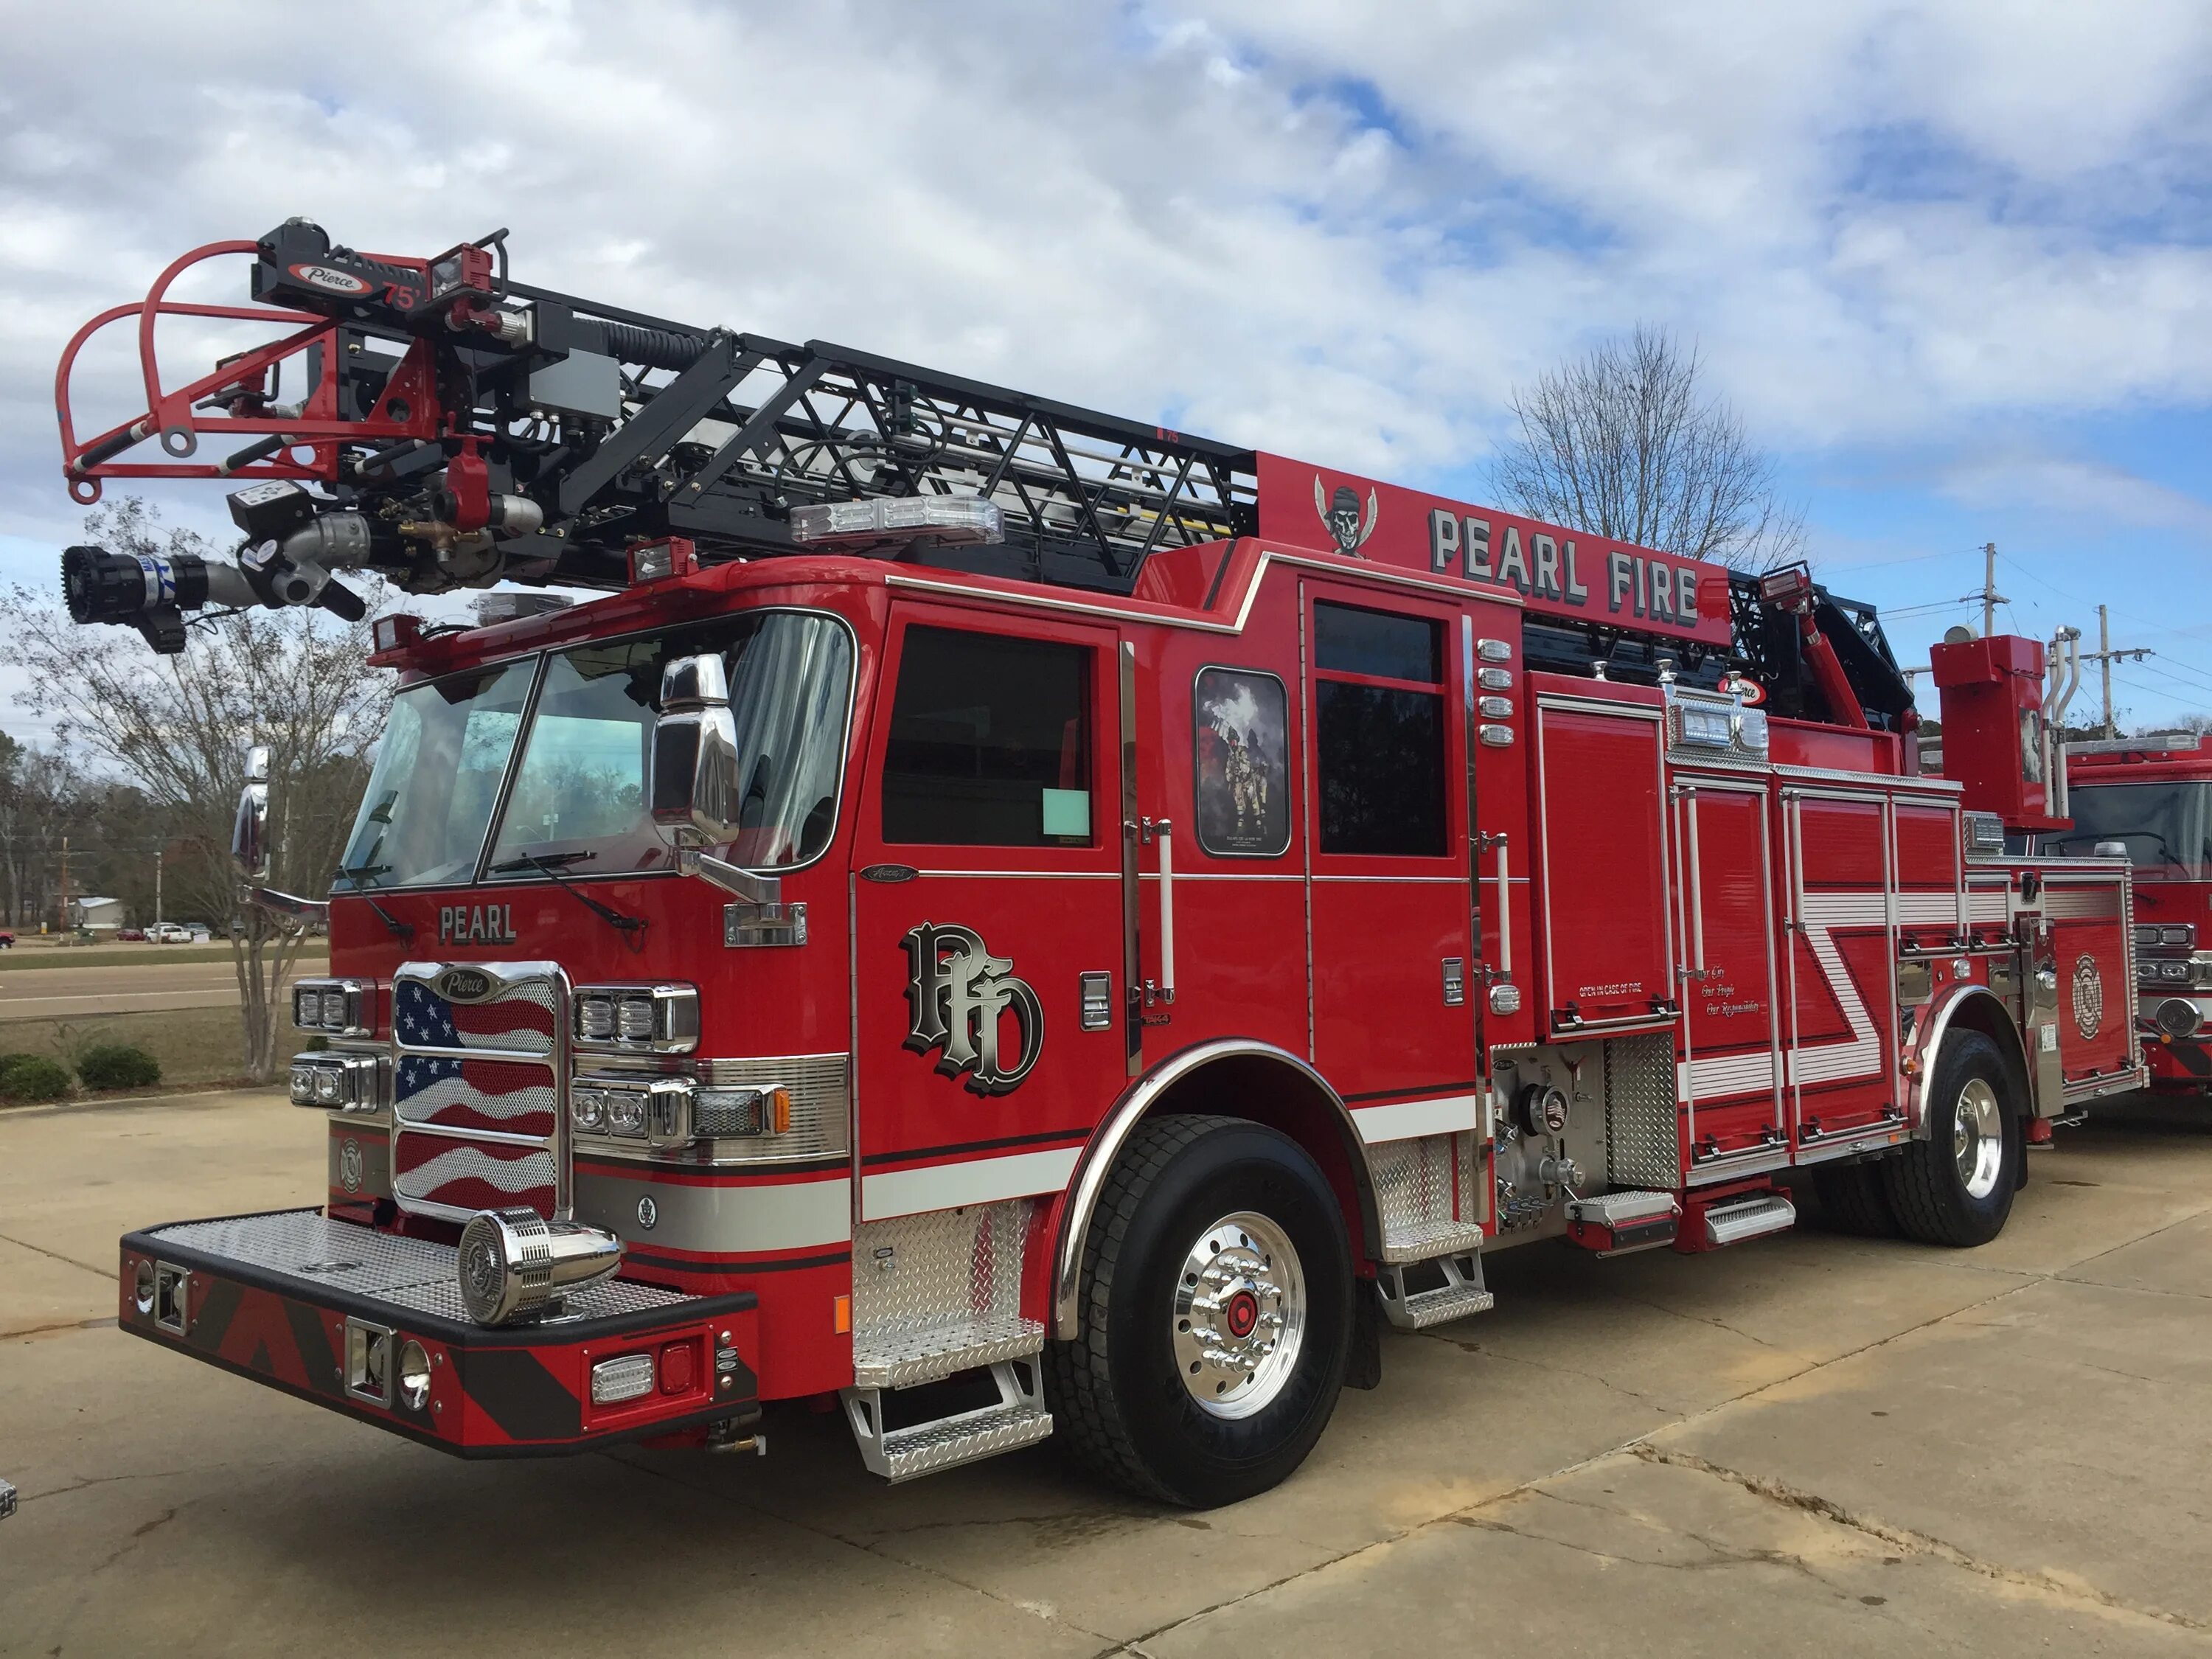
[571,1088,606,1132]
[290,978,375,1037]
[572,984,699,1052]
[289,1062,317,1105]
[590,1352,655,1405]
[604,1089,647,1137]
[311,1068,344,1105]
[456,1206,624,1326]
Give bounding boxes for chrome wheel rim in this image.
[1172,1211,1306,1419]
[1952,1078,2004,1199]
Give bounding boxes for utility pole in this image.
[155,847,163,925]
[58,835,68,939]
[2079,607,2152,740]
[2099,606,2113,740]
[1980,543,2004,637]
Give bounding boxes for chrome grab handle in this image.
[1475,831,1512,979]
[1142,816,1176,1006]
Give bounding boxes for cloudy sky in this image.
[4,0,2211,730]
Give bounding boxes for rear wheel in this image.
[1811,1159,1899,1237]
[1883,1032,2020,1247]
[1044,1114,1352,1507]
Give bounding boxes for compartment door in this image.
[1674,778,1782,1168]
[1534,698,1674,1038]
[1782,790,1899,1146]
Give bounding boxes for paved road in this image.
[1,1091,2207,1656]
[0,958,326,1020]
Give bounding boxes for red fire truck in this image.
[2031,734,2212,1093]
[55,223,2141,1506]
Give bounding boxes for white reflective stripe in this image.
[1679,1051,1775,1097]
[574,1170,852,1251]
[861,1146,1081,1221]
[1788,887,1886,1086]
[1352,1093,1481,1144]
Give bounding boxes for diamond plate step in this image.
[844,1357,1053,1484]
[852,1313,1043,1390]
[874,1399,1054,1482]
[1703,1192,1796,1248]
[1379,1217,1489,1266]
[1377,1251,1495,1330]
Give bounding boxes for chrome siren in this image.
[456,1207,625,1326]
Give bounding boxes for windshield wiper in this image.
[330,862,412,939]
[488,852,647,945]
[490,850,596,871]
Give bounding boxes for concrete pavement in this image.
[0,1089,2206,1656]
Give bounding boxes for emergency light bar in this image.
[787,495,1004,549]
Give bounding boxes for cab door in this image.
[1301,585,1479,1099]
[848,605,1130,1222]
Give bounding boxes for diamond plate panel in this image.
[1604,1033,1681,1189]
[851,1202,1033,1366]
[142,1210,692,1321]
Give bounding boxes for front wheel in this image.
[1044,1114,1352,1507]
[1883,1032,2021,1247]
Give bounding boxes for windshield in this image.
[2044,782,2212,878]
[335,611,854,891]
[337,658,536,888]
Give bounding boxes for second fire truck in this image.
[56,220,2140,1506]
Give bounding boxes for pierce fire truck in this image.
[54,222,2143,1506]
[2032,733,2212,1093]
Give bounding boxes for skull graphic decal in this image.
[1313,473,1380,555]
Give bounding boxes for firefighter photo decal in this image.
[1314,473,1380,555]
[1193,667,1290,857]
[900,922,1045,1095]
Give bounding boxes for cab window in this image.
[1312,602,1447,858]
[881,626,1093,846]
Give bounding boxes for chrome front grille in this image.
[390,961,570,1222]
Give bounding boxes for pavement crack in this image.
[0,1228,111,1279]
[1613,1292,1778,1348]
[1632,1445,2209,1632]
[1416,1334,1673,1408]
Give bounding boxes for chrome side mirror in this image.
[232,744,270,877]
[650,655,741,847]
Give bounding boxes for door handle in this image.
[1141,816,1176,1006]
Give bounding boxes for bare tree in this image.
[1,500,390,1078]
[1492,325,1806,571]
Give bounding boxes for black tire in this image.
[1882,1031,2021,1247]
[1811,1159,1900,1237]
[1043,1113,1352,1508]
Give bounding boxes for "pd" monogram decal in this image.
[900,922,1045,1096]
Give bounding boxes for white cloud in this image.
[0,0,2206,584]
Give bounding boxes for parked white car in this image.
[147,922,195,943]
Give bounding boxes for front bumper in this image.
[119,1210,759,1457]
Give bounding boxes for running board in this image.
[1376,1251,1495,1330]
[851,1314,1043,1390]
[843,1359,1052,1484]
[1701,1192,1797,1248]
[1380,1218,1489,1265]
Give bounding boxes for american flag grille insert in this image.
[394,976,557,1057]
[391,962,568,1223]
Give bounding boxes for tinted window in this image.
[883,627,1093,846]
[1313,605,1447,858]
[1315,602,1441,682]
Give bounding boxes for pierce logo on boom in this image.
[900,922,1044,1096]
[287,262,372,295]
